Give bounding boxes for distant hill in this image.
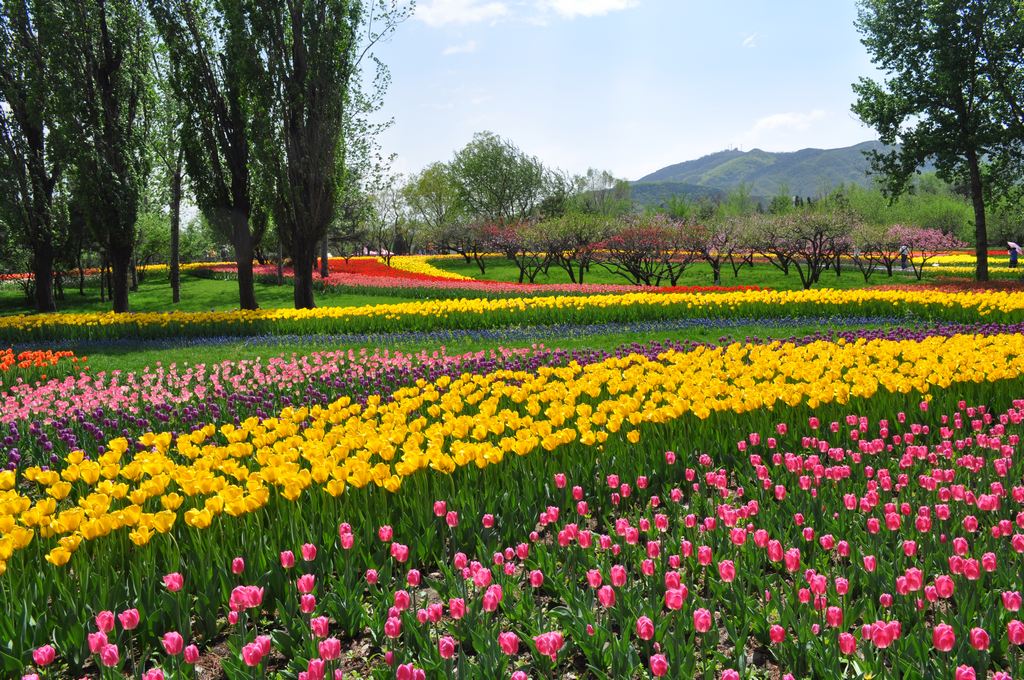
[632,141,903,204]
[629,181,725,207]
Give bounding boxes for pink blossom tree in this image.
[887,225,965,279]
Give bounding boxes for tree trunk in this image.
[277,238,285,285]
[78,251,85,296]
[320,237,329,278]
[170,154,182,304]
[130,256,139,291]
[99,256,107,303]
[966,148,989,282]
[292,237,317,309]
[232,214,259,310]
[31,240,57,312]
[110,245,132,313]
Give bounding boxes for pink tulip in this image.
[32,645,55,667]
[665,587,685,611]
[390,543,409,562]
[433,500,447,516]
[162,572,184,592]
[394,590,411,611]
[142,669,164,680]
[300,594,317,613]
[449,597,466,619]
[384,616,402,638]
[438,635,456,659]
[693,608,712,633]
[838,632,856,655]
[498,631,519,655]
[231,557,245,575]
[721,671,739,680]
[307,658,326,680]
[396,663,425,680]
[161,631,184,656]
[597,585,615,608]
[718,560,736,582]
[482,514,495,528]
[378,525,393,542]
[637,615,655,640]
[99,643,119,667]
[241,642,263,666]
[302,543,317,561]
[297,574,316,594]
[1008,619,1024,645]
[184,645,200,664]
[533,631,564,661]
[1003,591,1022,612]
[319,637,341,661]
[649,653,668,677]
[769,625,785,643]
[955,666,976,680]
[969,627,990,651]
[280,550,296,568]
[482,584,503,612]
[88,631,108,654]
[928,621,955,653]
[92,610,115,634]
[529,569,544,588]
[311,616,330,638]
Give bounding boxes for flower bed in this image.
[2,330,1024,676]
[2,288,1023,343]
[206,257,761,296]
[0,348,85,387]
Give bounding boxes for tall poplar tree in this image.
[149,0,269,309]
[248,0,410,309]
[852,0,1024,282]
[58,0,151,312]
[0,1,66,312]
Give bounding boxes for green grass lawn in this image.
[0,271,420,316]
[427,256,938,290]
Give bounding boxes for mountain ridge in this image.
[633,140,895,200]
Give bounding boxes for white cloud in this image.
[442,40,479,55]
[750,109,827,134]
[539,0,639,19]
[742,33,757,48]
[416,0,509,27]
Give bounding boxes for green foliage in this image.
[833,179,973,240]
[55,0,153,312]
[852,0,1024,280]
[0,0,70,311]
[450,131,548,224]
[248,0,412,309]
[568,169,632,217]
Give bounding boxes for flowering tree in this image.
[485,221,551,283]
[852,223,903,280]
[695,218,749,285]
[595,215,702,287]
[544,213,615,284]
[888,225,965,279]
[754,211,854,289]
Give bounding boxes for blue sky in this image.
[372,0,881,181]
